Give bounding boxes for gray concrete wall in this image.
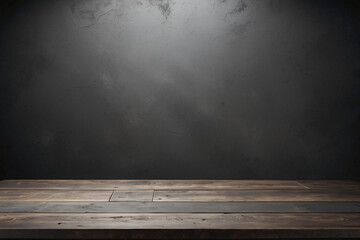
[0,0,359,179]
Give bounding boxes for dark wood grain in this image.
[0,201,360,213]
[0,190,113,202]
[0,213,359,239]
[154,189,360,202]
[0,179,307,190]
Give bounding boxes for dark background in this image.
[0,0,359,180]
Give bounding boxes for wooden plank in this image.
[0,201,360,213]
[154,189,360,202]
[110,191,154,202]
[0,190,113,202]
[0,213,359,239]
[0,180,153,190]
[295,202,360,212]
[299,180,360,189]
[1,229,360,239]
[150,180,307,190]
[0,180,307,190]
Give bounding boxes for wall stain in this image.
[225,0,247,19]
[148,0,172,19]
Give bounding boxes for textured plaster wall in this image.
[0,0,359,179]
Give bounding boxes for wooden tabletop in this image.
[0,179,359,239]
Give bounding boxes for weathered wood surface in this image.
[299,180,360,189]
[154,189,360,202]
[0,179,308,190]
[2,188,359,203]
[1,213,360,228]
[1,229,360,239]
[0,180,359,239]
[0,213,359,239]
[0,201,359,213]
[110,191,154,202]
[0,190,113,202]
